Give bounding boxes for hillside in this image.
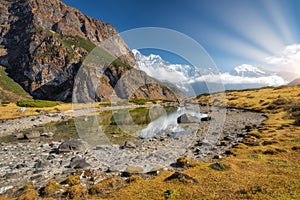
[0,66,32,103]
[288,77,300,86]
[0,0,180,102]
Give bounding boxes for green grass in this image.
[17,100,60,108]
[0,66,31,102]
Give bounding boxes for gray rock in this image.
[200,114,212,121]
[70,157,91,169]
[121,141,136,149]
[58,139,88,153]
[24,131,40,139]
[18,107,26,113]
[34,159,50,169]
[40,132,54,137]
[177,114,199,123]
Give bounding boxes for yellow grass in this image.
[0,103,73,120]
[1,85,300,199]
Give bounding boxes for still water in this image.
[1,106,205,145]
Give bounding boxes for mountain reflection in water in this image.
[140,107,204,139]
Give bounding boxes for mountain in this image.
[230,64,274,77]
[288,78,300,86]
[0,0,179,102]
[133,49,291,95]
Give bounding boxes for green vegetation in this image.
[17,100,60,108]
[0,66,31,102]
[63,35,96,53]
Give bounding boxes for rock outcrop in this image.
[0,0,180,101]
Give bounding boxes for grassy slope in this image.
[0,66,32,103]
[1,86,300,199]
[110,86,300,199]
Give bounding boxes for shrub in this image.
[44,179,63,195]
[17,100,60,108]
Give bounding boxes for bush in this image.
[130,99,147,105]
[17,100,60,108]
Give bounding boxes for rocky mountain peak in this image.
[0,0,180,102]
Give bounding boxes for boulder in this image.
[24,131,40,139]
[121,141,136,149]
[200,114,211,121]
[69,157,91,169]
[34,159,50,169]
[177,114,199,123]
[164,172,198,184]
[58,139,88,153]
[40,132,54,137]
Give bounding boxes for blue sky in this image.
[62,0,300,73]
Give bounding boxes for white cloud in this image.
[190,72,286,86]
[266,43,300,73]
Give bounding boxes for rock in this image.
[177,114,199,123]
[173,157,196,168]
[122,166,144,177]
[121,141,136,149]
[40,132,54,137]
[24,131,40,139]
[69,157,91,169]
[0,185,13,194]
[16,163,27,169]
[18,107,26,113]
[164,172,198,184]
[58,139,88,153]
[209,162,229,171]
[262,140,278,146]
[200,114,212,121]
[34,159,50,169]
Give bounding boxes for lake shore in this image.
[0,106,267,195]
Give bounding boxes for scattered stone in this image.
[262,140,278,146]
[40,132,55,137]
[291,146,300,151]
[122,166,144,177]
[34,159,50,169]
[263,149,278,155]
[209,162,229,171]
[18,107,26,113]
[200,114,212,121]
[275,148,287,153]
[24,131,40,139]
[0,185,13,194]
[173,157,196,168]
[16,163,27,169]
[58,139,88,153]
[177,114,199,123]
[121,141,136,149]
[69,157,91,169]
[164,172,198,184]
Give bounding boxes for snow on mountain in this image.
[132,49,288,95]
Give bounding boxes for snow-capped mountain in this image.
[132,49,291,95]
[231,64,275,77]
[132,49,206,82]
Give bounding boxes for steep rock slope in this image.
[0,0,179,101]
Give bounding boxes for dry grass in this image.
[1,85,300,199]
[0,103,72,120]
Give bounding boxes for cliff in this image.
[0,0,180,102]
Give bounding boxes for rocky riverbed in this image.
[0,106,267,195]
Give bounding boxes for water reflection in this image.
[140,107,204,139]
[2,106,204,146]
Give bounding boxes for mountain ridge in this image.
[0,0,180,102]
[133,49,296,94]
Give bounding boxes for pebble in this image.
[0,108,267,194]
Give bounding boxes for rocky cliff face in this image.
[0,0,180,101]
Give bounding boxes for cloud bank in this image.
[266,43,300,73]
